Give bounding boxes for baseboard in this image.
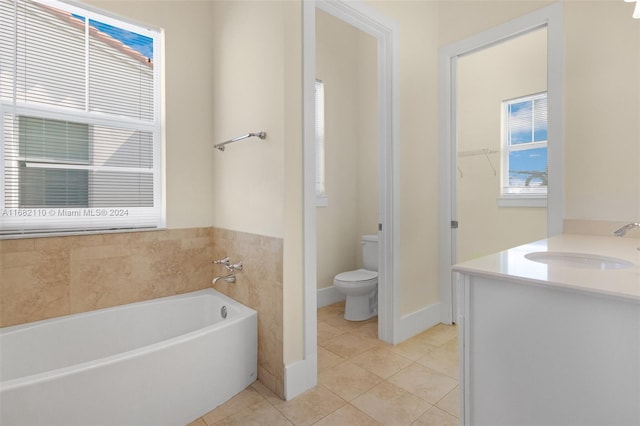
[284,353,317,400]
[317,285,345,308]
[394,302,442,344]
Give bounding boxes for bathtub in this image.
[0,289,257,426]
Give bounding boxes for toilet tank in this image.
[361,234,379,271]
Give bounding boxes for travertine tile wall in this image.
[210,227,285,399]
[0,226,285,399]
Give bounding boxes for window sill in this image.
[497,196,547,208]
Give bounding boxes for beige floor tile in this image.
[323,314,374,334]
[388,363,458,405]
[313,404,382,426]
[318,321,346,347]
[201,386,265,424]
[353,321,379,339]
[318,346,347,372]
[210,399,293,426]
[318,301,345,320]
[415,347,459,380]
[390,336,439,361]
[319,302,378,334]
[251,380,282,406]
[351,346,413,379]
[411,406,458,426]
[319,361,383,401]
[323,332,380,359]
[440,335,459,354]
[351,381,432,426]
[435,386,460,418]
[269,385,346,426]
[317,303,347,327]
[414,324,458,347]
[186,418,207,426]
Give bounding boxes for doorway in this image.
[456,28,548,264]
[315,7,379,317]
[302,0,399,377]
[438,3,564,324]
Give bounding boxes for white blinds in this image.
[0,0,163,237]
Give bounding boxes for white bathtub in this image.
[0,289,257,426]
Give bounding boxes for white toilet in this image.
[333,235,378,321]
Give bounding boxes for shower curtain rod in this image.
[214,131,267,152]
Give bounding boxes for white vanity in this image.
[453,234,640,426]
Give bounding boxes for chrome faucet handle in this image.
[229,261,243,272]
[213,257,230,266]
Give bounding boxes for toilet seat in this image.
[334,269,377,288]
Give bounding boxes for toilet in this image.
[333,235,378,321]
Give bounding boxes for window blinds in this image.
[0,0,163,237]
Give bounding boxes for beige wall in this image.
[367,1,441,315]
[356,29,381,259]
[563,1,640,223]
[210,1,287,239]
[315,11,378,290]
[456,28,547,262]
[209,0,304,372]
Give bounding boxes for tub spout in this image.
[212,274,236,285]
[613,222,640,237]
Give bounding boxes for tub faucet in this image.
[212,274,236,285]
[213,257,243,272]
[613,222,640,237]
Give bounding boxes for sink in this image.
[524,251,635,270]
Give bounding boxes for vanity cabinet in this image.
[453,234,640,426]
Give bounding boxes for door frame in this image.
[302,0,399,355]
[438,3,564,324]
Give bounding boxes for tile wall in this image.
[0,226,284,399]
[210,228,284,399]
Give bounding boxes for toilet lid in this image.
[335,269,378,283]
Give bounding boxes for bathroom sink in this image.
[524,251,635,270]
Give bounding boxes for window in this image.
[315,79,327,207]
[501,93,547,204]
[0,0,163,237]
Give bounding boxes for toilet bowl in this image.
[333,235,378,321]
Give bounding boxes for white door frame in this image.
[438,3,564,324]
[303,0,400,353]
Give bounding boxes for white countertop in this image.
[453,234,640,302]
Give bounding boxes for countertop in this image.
[453,234,640,302]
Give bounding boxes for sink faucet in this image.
[613,222,640,237]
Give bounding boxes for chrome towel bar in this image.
[214,131,267,151]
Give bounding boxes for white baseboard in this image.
[317,285,345,308]
[394,302,442,344]
[284,353,317,400]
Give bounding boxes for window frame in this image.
[499,92,548,208]
[0,0,164,238]
[314,79,328,207]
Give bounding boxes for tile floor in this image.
[189,301,460,426]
